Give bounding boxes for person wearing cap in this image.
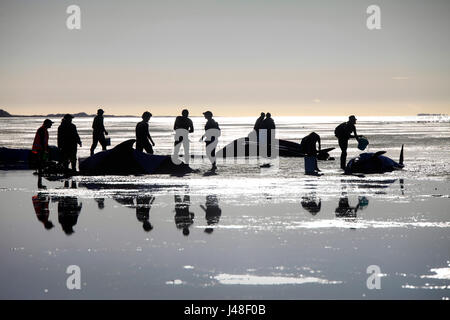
[173,109,194,164]
[90,108,109,156]
[57,114,82,172]
[334,115,360,170]
[135,111,155,154]
[200,111,220,171]
[32,119,53,183]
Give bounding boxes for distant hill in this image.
[0,109,12,117]
[0,110,137,118]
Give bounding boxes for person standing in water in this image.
[334,115,360,170]
[200,111,220,171]
[135,111,155,154]
[300,132,322,172]
[173,108,194,164]
[57,114,82,172]
[253,112,265,134]
[90,108,109,156]
[32,119,54,188]
[32,119,53,166]
[260,112,276,157]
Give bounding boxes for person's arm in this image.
[76,129,82,147]
[189,119,194,133]
[102,118,108,135]
[317,136,321,151]
[147,126,155,146]
[353,126,359,140]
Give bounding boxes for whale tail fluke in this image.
[399,144,404,166]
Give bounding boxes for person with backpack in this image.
[334,115,360,170]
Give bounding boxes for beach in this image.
[0,116,449,299]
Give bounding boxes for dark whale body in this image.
[345,145,404,174]
[79,139,192,175]
[216,137,334,160]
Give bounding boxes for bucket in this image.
[105,138,111,146]
[357,136,369,150]
[304,156,317,174]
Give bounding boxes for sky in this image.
[0,0,449,116]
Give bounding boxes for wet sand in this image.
[0,165,448,299]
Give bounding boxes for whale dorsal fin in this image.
[373,151,386,157]
[399,144,404,166]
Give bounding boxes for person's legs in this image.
[338,138,348,170]
[206,140,218,170]
[143,141,154,154]
[182,138,190,164]
[136,141,143,153]
[99,134,107,151]
[90,135,99,156]
[70,149,77,171]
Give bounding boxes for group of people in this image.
[32,107,360,176]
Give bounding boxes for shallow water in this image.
[0,116,449,299]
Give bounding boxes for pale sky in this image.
[0,0,449,116]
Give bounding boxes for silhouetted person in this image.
[58,114,82,172]
[173,109,194,164]
[32,193,54,230]
[300,132,321,172]
[32,119,54,187]
[174,194,194,236]
[301,194,321,216]
[335,115,360,170]
[90,108,109,156]
[94,198,105,209]
[136,195,155,232]
[200,195,222,234]
[253,112,265,134]
[58,196,82,235]
[200,111,220,171]
[260,112,276,157]
[136,111,155,154]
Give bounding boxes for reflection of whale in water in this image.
[345,145,404,174]
[79,139,192,175]
[216,137,334,160]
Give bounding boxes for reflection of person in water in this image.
[136,195,155,232]
[58,196,82,235]
[32,193,54,230]
[174,194,195,236]
[301,194,321,216]
[200,195,222,234]
[335,194,369,218]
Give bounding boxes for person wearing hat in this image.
[32,119,54,184]
[334,115,360,170]
[90,108,109,156]
[57,114,82,172]
[173,108,194,164]
[200,111,220,171]
[135,111,155,154]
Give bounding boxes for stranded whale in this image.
[345,145,404,174]
[79,139,192,175]
[216,137,334,160]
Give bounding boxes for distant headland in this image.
[0,109,136,118]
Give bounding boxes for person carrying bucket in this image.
[334,115,362,170]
